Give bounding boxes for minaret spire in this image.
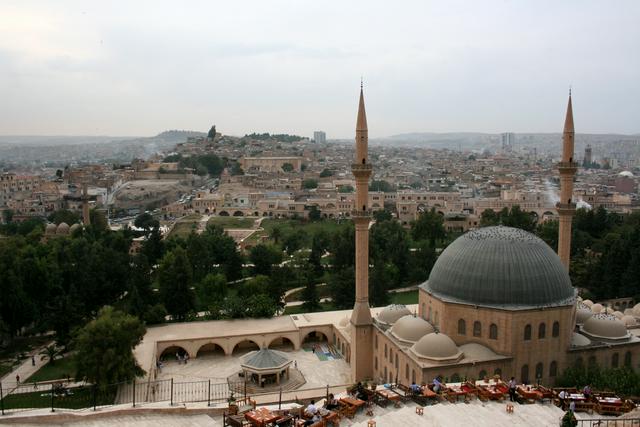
[557,91,578,270]
[350,82,373,381]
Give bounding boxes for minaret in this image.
[350,83,373,381]
[82,182,91,226]
[557,91,577,270]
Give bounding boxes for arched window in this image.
[390,348,393,362]
[612,353,619,368]
[490,323,498,340]
[375,357,378,370]
[535,363,543,380]
[624,352,632,367]
[395,354,399,370]
[375,335,378,349]
[524,324,532,341]
[521,365,529,383]
[575,357,583,369]
[405,363,409,380]
[458,319,466,335]
[538,323,546,339]
[479,370,487,380]
[412,370,416,384]
[494,368,502,377]
[473,321,482,337]
[384,344,387,359]
[549,361,557,377]
[384,366,387,382]
[552,321,560,337]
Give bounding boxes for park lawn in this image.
[168,219,199,238]
[0,362,12,377]
[2,386,116,411]
[283,301,335,315]
[284,283,329,302]
[389,290,419,305]
[207,216,256,229]
[261,218,348,238]
[25,356,76,383]
[0,335,52,360]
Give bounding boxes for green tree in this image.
[157,247,195,320]
[39,344,63,366]
[281,163,294,172]
[302,179,318,189]
[338,185,354,193]
[370,220,410,284]
[197,273,227,309]
[369,180,395,192]
[249,244,282,276]
[411,208,445,245]
[271,226,283,245]
[74,307,146,386]
[536,219,559,250]
[319,168,333,178]
[373,209,393,222]
[301,282,320,312]
[207,125,217,139]
[479,209,500,227]
[2,209,14,223]
[328,267,355,310]
[308,206,321,221]
[134,213,159,231]
[370,264,393,307]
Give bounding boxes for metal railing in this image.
[576,420,640,427]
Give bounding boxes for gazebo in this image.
[240,349,292,387]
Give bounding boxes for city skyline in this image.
[1,1,639,137]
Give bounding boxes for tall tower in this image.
[350,83,373,381]
[557,92,577,270]
[82,182,91,226]
[584,144,592,167]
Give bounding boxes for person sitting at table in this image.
[325,393,339,410]
[582,384,592,399]
[432,376,444,393]
[569,400,576,413]
[410,381,421,395]
[355,382,368,401]
[304,413,321,426]
[305,399,318,417]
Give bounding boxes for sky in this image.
[0,1,638,138]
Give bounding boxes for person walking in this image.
[16,374,20,385]
[31,355,35,366]
[508,377,517,402]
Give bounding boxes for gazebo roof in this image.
[241,349,291,371]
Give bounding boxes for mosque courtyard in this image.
[155,345,353,391]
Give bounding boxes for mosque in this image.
[136,88,640,388]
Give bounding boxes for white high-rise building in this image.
[313,131,326,144]
[501,132,515,153]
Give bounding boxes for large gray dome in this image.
[422,226,575,309]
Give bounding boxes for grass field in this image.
[207,216,256,229]
[389,290,419,305]
[167,214,202,238]
[246,218,350,247]
[25,356,76,383]
[284,283,329,302]
[0,362,12,377]
[2,385,116,411]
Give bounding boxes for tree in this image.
[308,206,321,221]
[369,180,395,192]
[302,179,318,189]
[373,209,392,222]
[197,273,227,309]
[74,306,146,386]
[328,267,355,310]
[281,163,294,172]
[319,168,333,178]
[479,209,499,227]
[48,209,80,226]
[302,282,320,312]
[2,209,14,223]
[249,244,282,276]
[411,208,445,245]
[157,247,195,320]
[271,226,283,245]
[338,185,354,193]
[371,220,410,284]
[39,344,63,366]
[207,125,217,139]
[134,212,159,232]
[370,264,394,307]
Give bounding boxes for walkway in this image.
[0,341,53,392]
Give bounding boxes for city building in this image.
[313,131,327,144]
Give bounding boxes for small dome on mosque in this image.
[56,222,70,234]
[389,315,434,344]
[45,223,57,234]
[338,317,350,328]
[571,332,591,347]
[621,315,637,327]
[582,314,630,341]
[633,303,640,317]
[613,311,624,319]
[377,304,412,326]
[69,223,82,234]
[619,171,634,177]
[576,302,593,325]
[591,303,603,313]
[410,333,462,361]
[423,226,575,309]
[583,299,594,307]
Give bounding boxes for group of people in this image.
[557,384,592,412]
[175,351,189,364]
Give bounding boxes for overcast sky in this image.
[1,1,638,138]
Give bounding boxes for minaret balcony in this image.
[556,202,577,213]
[351,163,373,172]
[351,209,372,218]
[557,161,579,172]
